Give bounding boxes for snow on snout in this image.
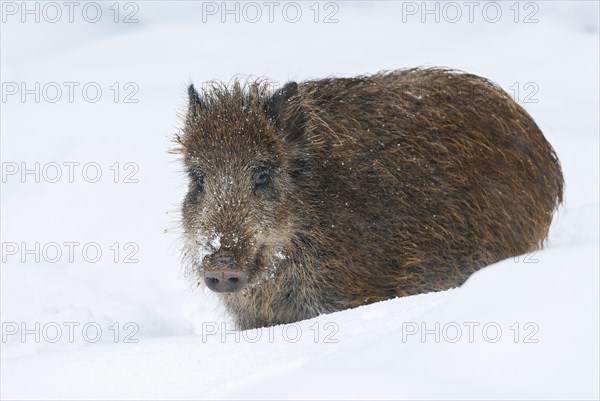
[194,233,222,269]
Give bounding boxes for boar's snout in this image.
[202,254,248,293]
[203,270,248,293]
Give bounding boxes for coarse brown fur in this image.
[174,68,564,330]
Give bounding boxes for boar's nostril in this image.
[206,277,219,286]
[203,270,248,293]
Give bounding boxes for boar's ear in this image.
[188,84,204,115]
[266,82,304,142]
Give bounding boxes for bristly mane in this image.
[173,77,278,154]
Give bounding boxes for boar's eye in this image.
[253,171,271,191]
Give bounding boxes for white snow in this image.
[1,2,598,400]
[209,235,221,251]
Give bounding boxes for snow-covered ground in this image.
[1,1,598,399]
